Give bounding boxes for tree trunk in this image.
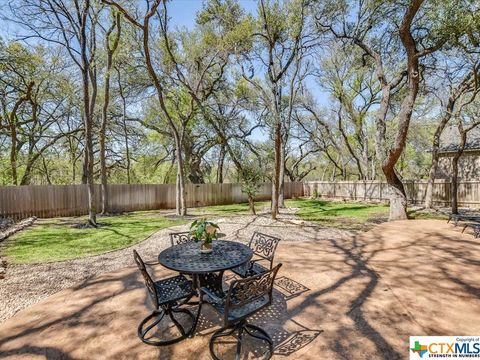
[217,144,225,184]
[102,17,120,204]
[452,128,468,214]
[248,195,256,215]
[20,159,34,185]
[384,166,408,220]
[42,155,52,184]
[424,156,439,209]
[278,141,285,208]
[140,9,187,216]
[100,18,120,214]
[374,87,390,165]
[425,73,474,208]
[271,119,282,219]
[100,72,110,214]
[427,99,461,209]
[337,107,364,179]
[174,133,187,216]
[117,68,130,184]
[389,188,408,219]
[72,157,76,183]
[9,125,18,186]
[451,155,460,214]
[80,0,96,226]
[81,136,88,185]
[8,82,33,186]
[382,0,424,221]
[425,125,447,209]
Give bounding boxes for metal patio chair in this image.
[231,232,281,278]
[201,263,282,360]
[168,231,197,279]
[133,249,196,346]
[169,231,194,246]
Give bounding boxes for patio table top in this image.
[158,240,253,274]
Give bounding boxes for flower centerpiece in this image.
[189,219,219,253]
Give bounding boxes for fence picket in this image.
[303,180,480,207]
[0,182,303,219]
[1,180,477,220]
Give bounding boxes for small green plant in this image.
[312,188,319,199]
[240,166,261,215]
[242,182,260,215]
[189,219,219,245]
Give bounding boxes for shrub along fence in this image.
[303,180,480,207]
[0,182,304,219]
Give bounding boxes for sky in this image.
[168,0,259,29]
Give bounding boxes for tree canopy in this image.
[1,0,479,219]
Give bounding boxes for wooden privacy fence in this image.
[0,182,304,219]
[304,180,480,207]
[3,180,477,219]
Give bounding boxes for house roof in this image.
[439,125,480,153]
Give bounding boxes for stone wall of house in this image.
[436,154,480,180]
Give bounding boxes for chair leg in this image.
[137,307,195,347]
[169,312,184,336]
[209,325,239,360]
[244,323,273,357]
[235,326,244,360]
[189,292,203,338]
[209,322,273,360]
[138,311,164,339]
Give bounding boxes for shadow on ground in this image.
[1,219,480,359]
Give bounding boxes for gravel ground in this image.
[0,208,354,324]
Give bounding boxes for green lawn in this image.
[4,198,444,264]
[285,198,390,230]
[190,201,270,216]
[287,198,448,229]
[5,212,185,264]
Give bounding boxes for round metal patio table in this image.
[158,240,253,275]
[158,240,253,336]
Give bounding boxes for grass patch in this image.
[5,212,185,264]
[5,199,441,264]
[192,201,270,216]
[286,198,389,230]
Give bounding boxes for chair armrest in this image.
[143,260,160,267]
[250,258,269,264]
[249,257,271,269]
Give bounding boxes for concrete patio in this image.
[0,219,479,360]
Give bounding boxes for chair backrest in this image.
[169,231,193,246]
[249,232,281,266]
[133,250,159,309]
[224,263,282,322]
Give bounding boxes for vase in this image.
[200,241,213,254]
